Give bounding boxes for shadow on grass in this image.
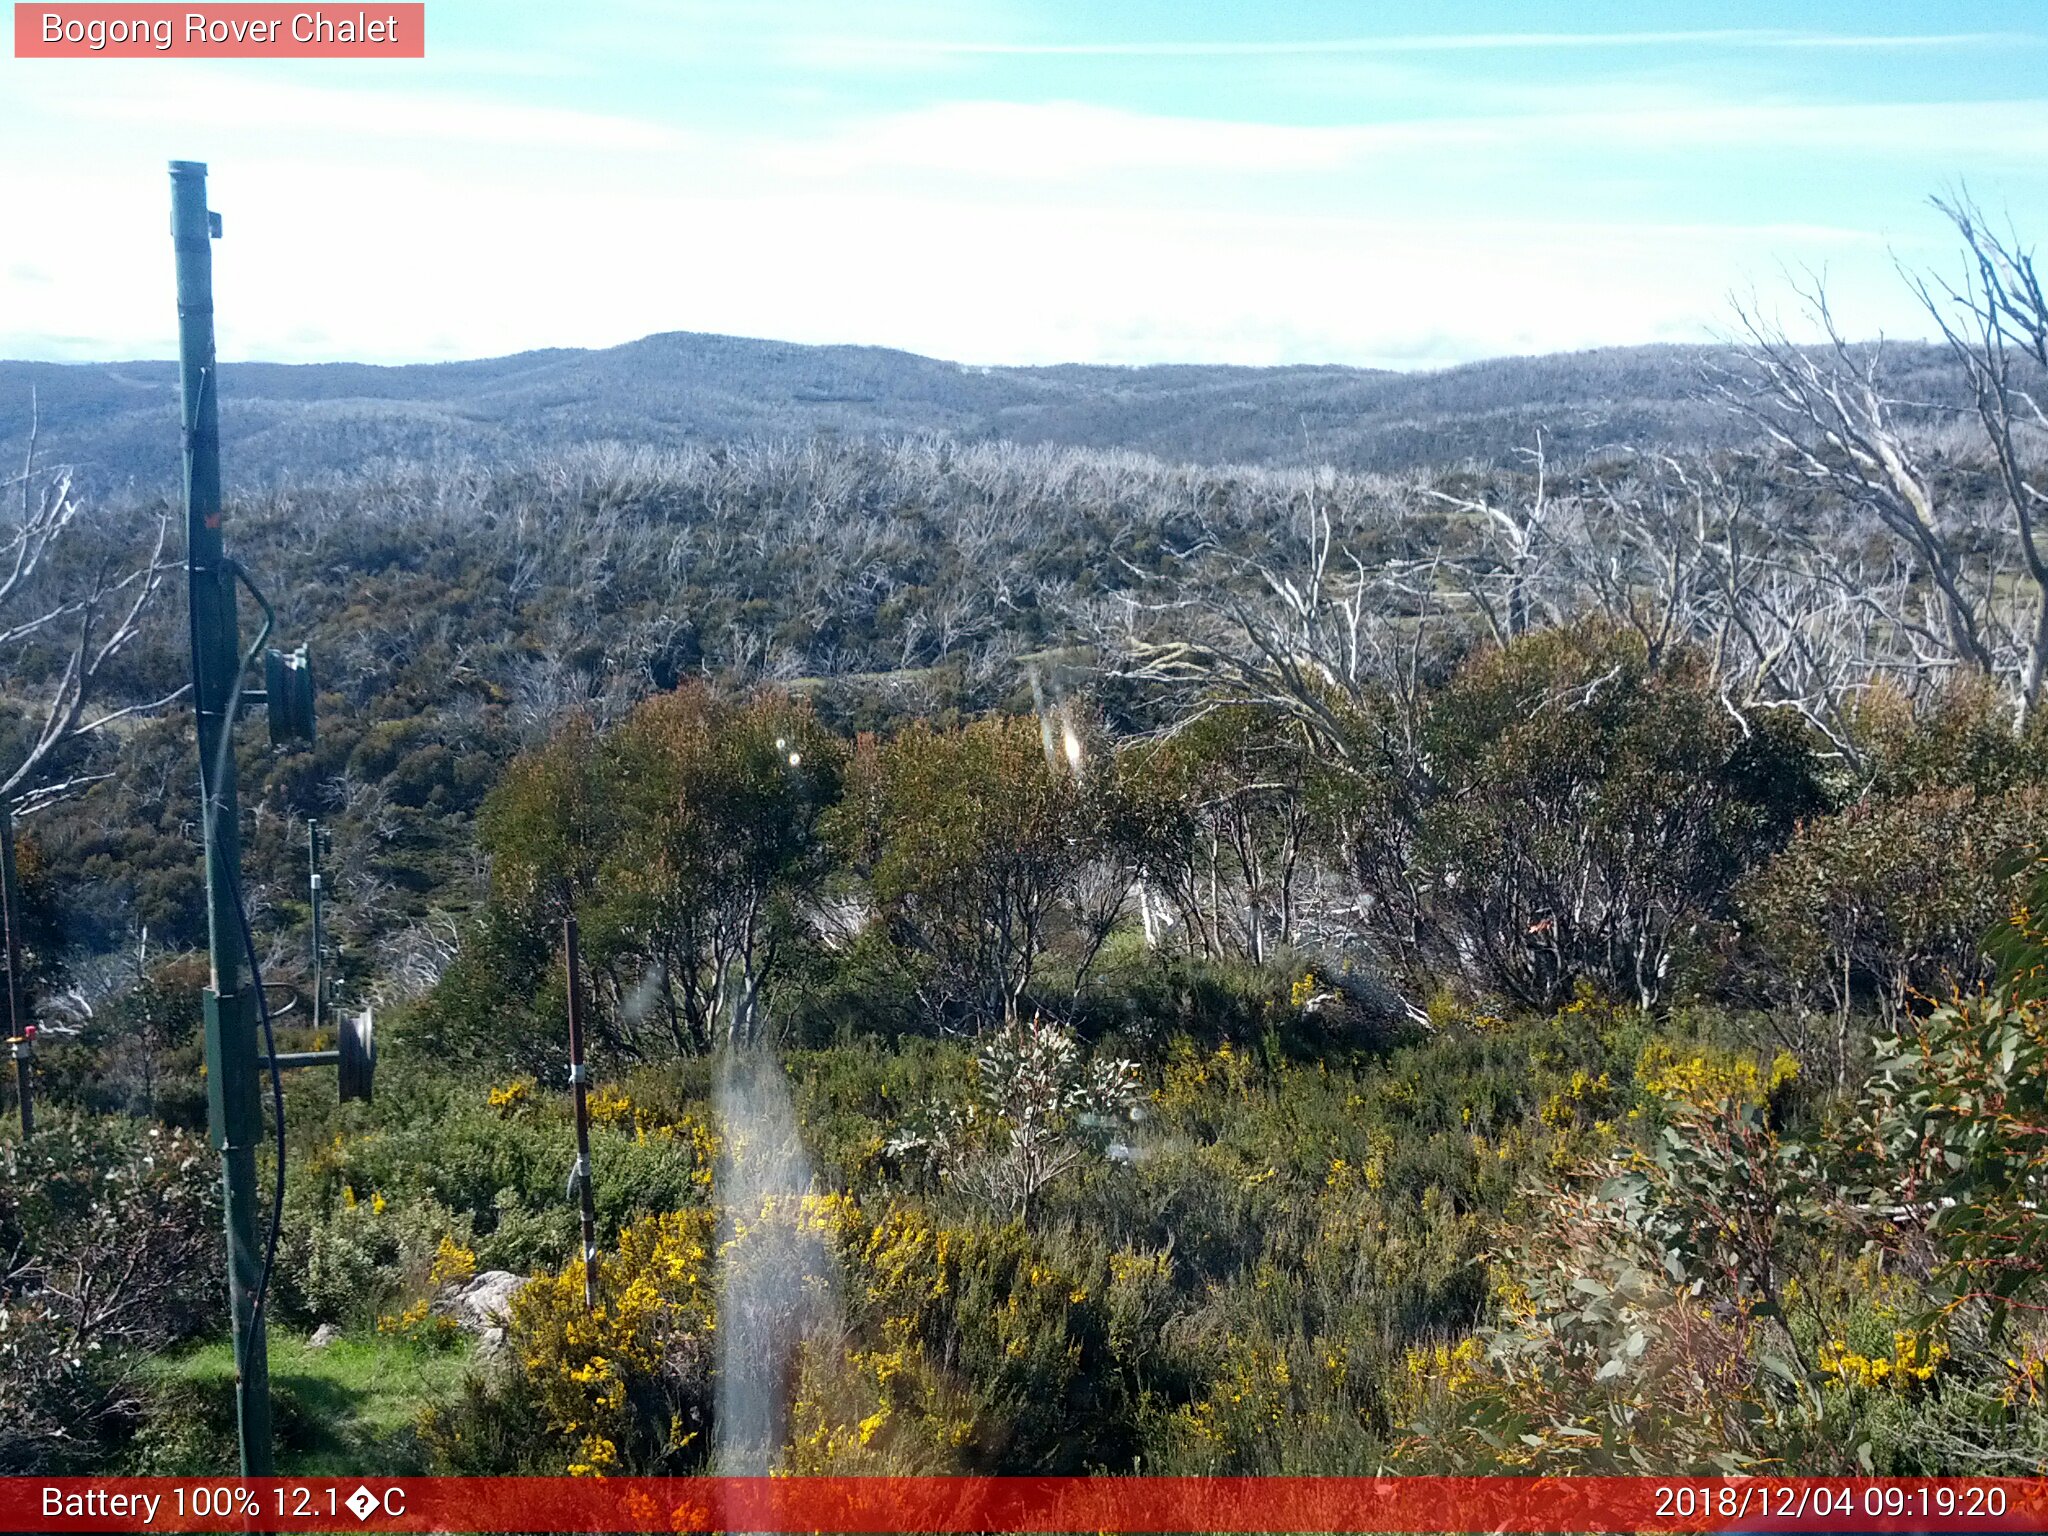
[133,1329,473,1475]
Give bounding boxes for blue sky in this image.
[3,0,2044,368]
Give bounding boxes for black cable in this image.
[191,526,287,1380]
[227,855,287,1359]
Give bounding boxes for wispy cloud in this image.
[790,98,2048,181]
[821,29,2039,59]
[4,2,2044,369]
[14,67,683,151]
[786,102,1352,178]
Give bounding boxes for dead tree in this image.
[1908,191,2048,721]
[1422,433,1568,646]
[1,405,183,817]
[1711,282,1998,692]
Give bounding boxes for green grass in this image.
[142,1328,473,1475]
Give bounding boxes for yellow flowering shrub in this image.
[429,1233,477,1289]
[487,1077,534,1115]
[773,1193,1123,1473]
[507,1209,717,1475]
[376,1295,459,1346]
[1289,971,1320,1010]
[1538,1068,1613,1129]
[1156,1038,1254,1116]
[1636,1041,1799,1108]
[1154,1318,1385,1475]
[584,1091,721,1189]
[1817,1331,1947,1390]
[2001,1328,2048,1406]
[1402,1336,1484,1395]
[782,1323,977,1474]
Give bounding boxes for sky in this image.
[3,0,2045,370]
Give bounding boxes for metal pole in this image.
[564,915,600,1312]
[173,159,272,1476]
[308,820,324,1038]
[6,1034,28,1138]
[1,804,31,1137]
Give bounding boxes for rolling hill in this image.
[0,330,1938,490]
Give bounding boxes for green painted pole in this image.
[172,159,272,1476]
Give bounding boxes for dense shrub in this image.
[831,712,1132,1033]
[280,1070,716,1281]
[1736,785,2048,1078]
[277,1189,469,1330]
[1852,676,2048,800]
[1399,1045,1833,1473]
[422,1208,716,1475]
[1846,854,2048,1329]
[1347,623,1824,1010]
[0,1116,220,1472]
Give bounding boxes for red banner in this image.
[13,4,424,58]
[6,1476,2048,1533]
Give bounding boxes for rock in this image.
[433,1270,530,1336]
[307,1323,341,1350]
[1325,970,1432,1034]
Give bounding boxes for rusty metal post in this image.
[564,915,600,1311]
[1,804,30,1137]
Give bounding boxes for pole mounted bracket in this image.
[338,1007,375,1103]
[222,559,315,749]
[264,646,316,747]
[256,1006,373,1104]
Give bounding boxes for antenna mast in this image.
[172,158,274,1476]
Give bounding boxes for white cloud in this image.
[10,65,685,151]
[787,101,1356,178]
[791,98,2048,183]
[0,152,1939,371]
[1,23,2035,370]
[814,28,2037,59]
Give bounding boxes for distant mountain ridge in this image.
[0,329,1927,489]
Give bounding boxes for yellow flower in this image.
[1637,1041,1795,1107]
[488,1077,534,1113]
[1818,1332,1945,1389]
[429,1233,477,1288]
[567,1433,618,1478]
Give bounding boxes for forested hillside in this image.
[3,332,1961,491]
[5,200,2048,1482]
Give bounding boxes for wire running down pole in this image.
[565,914,600,1312]
[172,158,273,1477]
